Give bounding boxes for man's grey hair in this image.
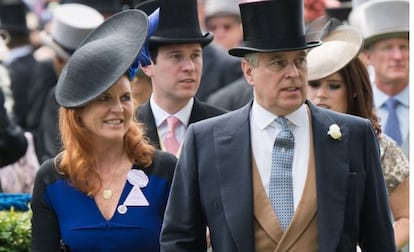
[244,53,259,67]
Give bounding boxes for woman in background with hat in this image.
[306,19,409,250]
[30,9,177,252]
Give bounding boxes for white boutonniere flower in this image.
[327,124,342,141]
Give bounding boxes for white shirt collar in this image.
[251,100,308,130]
[373,83,409,108]
[150,95,194,127]
[2,45,33,65]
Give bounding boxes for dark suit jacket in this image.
[0,88,28,168]
[206,76,253,111]
[196,44,243,102]
[6,52,36,129]
[136,98,227,149]
[160,101,396,252]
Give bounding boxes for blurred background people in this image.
[0,0,37,129]
[194,0,243,102]
[306,19,409,250]
[0,37,38,194]
[31,9,177,251]
[0,86,27,169]
[349,0,409,156]
[29,3,104,163]
[203,0,242,51]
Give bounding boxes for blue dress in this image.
[31,150,176,252]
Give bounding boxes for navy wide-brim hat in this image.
[229,0,321,57]
[55,9,149,108]
[148,0,213,48]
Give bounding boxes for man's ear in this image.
[241,59,255,87]
[359,50,371,66]
[141,65,153,78]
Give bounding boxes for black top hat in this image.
[55,9,149,108]
[0,0,29,34]
[229,0,321,57]
[148,0,213,47]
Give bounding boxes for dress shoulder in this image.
[148,150,177,184]
[378,134,409,194]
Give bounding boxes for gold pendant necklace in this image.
[102,189,113,200]
[100,157,129,200]
[102,167,117,200]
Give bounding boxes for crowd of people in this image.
[0,0,409,251]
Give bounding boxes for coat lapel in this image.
[136,102,161,148]
[214,104,255,251]
[252,158,281,245]
[307,101,350,252]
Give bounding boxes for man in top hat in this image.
[349,0,409,156]
[160,0,395,251]
[0,0,37,129]
[136,0,226,158]
[28,3,104,162]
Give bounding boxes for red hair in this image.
[57,107,155,196]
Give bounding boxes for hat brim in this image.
[364,31,408,48]
[149,32,213,48]
[55,10,149,108]
[307,26,363,81]
[228,40,321,57]
[39,31,71,60]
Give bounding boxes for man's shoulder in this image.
[194,99,228,116]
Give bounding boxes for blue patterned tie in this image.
[269,116,295,230]
[384,98,402,145]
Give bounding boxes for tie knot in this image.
[385,98,399,109]
[276,116,290,130]
[166,116,180,131]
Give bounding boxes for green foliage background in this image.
[0,209,31,252]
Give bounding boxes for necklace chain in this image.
[98,160,129,200]
[101,163,121,200]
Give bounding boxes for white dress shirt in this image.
[373,84,409,143]
[150,95,193,145]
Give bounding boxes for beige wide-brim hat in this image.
[307,24,363,81]
[348,0,408,48]
[40,3,104,60]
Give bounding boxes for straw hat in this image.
[40,3,104,60]
[348,0,409,48]
[307,20,363,81]
[55,9,149,108]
